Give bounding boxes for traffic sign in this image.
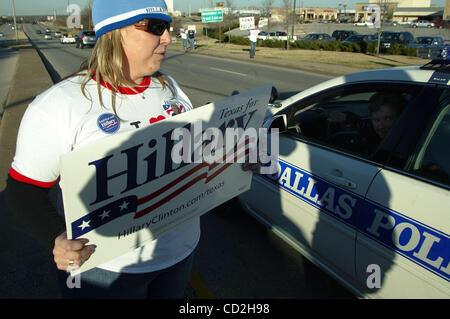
[201,9,223,23]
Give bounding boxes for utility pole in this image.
[11,0,18,41]
[291,0,296,39]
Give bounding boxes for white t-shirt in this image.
[249,29,259,43]
[10,73,200,273]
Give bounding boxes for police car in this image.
[238,59,450,298]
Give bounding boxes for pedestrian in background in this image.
[249,26,259,59]
[180,28,188,50]
[188,29,195,50]
[5,0,198,299]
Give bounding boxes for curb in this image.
[0,35,53,192]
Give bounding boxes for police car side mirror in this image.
[268,102,282,108]
[269,86,279,103]
[263,114,287,133]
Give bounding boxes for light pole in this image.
[11,0,18,41]
[291,0,296,39]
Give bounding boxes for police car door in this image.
[355,87,450,298]
[242,84,415,289]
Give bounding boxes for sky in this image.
[0,0,446,16]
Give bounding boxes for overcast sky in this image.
[1,0,446,16]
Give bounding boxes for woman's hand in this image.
[241,162,261,174]
[53,232,95,271]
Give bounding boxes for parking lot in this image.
[228,21,450,40]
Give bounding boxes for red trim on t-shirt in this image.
[9,168,59,189]
[92,73,151,95]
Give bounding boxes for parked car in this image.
[383,20,398,26]
[341,34,376,45]
[417,41,450,59]
[406,37,446,59]
[268,31,288,41]
[44,32,52,40]
[238,58,450,298]
[60,33,76,44]
[407,36,444,47]
[337,17,352,23]
[0,32,3,37]
[54,31,61,38]
[441,47,450,59]
[332,30,357,41]
[433,19,450,29]
[299,33,335,42]
[354,21,368,26]
[257,31,269,40]
[75,30,96,48]
[378,31,414,50]
[412,20,434,28]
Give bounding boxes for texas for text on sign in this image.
[59,85,272,274]
[201,9,223,23]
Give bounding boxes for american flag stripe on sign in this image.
[70,137,253,238]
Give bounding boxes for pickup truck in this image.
[417,41,450,59]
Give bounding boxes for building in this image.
[355,0,445,23]
[269,7,338,22]
[443,0,450,20]
[391,0,431,7]
[304,8,338,21]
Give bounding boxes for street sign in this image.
[201,9,223,23]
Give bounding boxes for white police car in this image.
[238,59,450,298]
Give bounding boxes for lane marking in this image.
[210,67,247,77]
[189,268,216,299]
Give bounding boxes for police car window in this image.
[287,88,412,159]
[409,100,450,187]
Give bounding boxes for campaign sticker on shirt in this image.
[162,100,184,117]
[97,113,120,134]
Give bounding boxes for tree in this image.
[80,0,93,30]
[262,0,275,33]
[225,0,234,14]
[282,0,291,49]
[372,0,395,55]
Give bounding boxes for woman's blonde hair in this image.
[74,28,175,117]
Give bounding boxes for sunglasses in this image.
[134,19,170,36]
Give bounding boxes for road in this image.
[23,23,331,106]
[0,24,20,116]
[16,23,355,298]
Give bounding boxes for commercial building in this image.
[355,0,447,23]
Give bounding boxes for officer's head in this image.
[369,92,406,139]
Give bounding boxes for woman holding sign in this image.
[5,0,199,298]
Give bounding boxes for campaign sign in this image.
[239,17,255,31]
[59,84,272,274]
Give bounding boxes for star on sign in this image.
[99,210,110,220]
[119,201,129,211]
[78,220,91,230]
